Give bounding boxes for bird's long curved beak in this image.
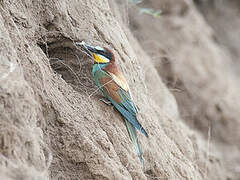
[76,41,97,58]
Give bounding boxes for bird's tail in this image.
[125,119,144,166]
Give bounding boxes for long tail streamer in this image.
[125,119,144,166]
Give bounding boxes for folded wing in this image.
[99,71,148,137]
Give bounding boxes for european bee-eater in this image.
[76,41,148,164]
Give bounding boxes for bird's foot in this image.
[99,98,112,106]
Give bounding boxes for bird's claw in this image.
[99,98,112,106]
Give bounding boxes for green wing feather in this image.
[118,88,138,115]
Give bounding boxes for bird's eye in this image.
[95,46,104,51]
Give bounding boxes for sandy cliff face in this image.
[0,0,235,179]
[128,0,240,179]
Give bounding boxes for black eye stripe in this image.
[97,50,112,60]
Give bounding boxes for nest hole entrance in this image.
[39,39,96,96]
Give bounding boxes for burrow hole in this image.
[38,37,97,96]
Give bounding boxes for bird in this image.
[76,41,148,165]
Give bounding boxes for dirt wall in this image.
[0,0,234,179]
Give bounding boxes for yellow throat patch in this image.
[93,53,110,63]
